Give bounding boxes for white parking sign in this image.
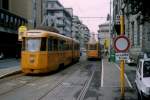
[115,53,129,61]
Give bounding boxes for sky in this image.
[59,0,110,33]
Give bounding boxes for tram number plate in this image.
[115,53,129,61]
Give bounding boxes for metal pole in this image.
[32,0,36,28]
[109,0,111,59]
[120,11,125,98]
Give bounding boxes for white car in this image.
[135,58,150,100]
[0,52,4,59]
[126,58,134,65]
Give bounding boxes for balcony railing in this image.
[0,9,28,30]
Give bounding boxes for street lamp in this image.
[109,0,112,58]
[32,0,36,28]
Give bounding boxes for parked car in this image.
[135,58,150,100]
[0,52,4,59]
[128,52,150,65]
[126,58,135,65]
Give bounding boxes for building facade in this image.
[9,0,43,28]
[80,24,90,45]
[72,16,90,48]
[72,16,81,39]
[113,0,150,61]
[0,0,28,58]
[98,22,110,50]
[42,0,73,37]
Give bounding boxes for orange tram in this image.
[21,29,80,74]
[86,42,101,60]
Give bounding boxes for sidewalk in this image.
[0,66,21,79]
[99,58,137,100]
[0,59,21,79]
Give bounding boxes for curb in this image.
[0,70,22,79]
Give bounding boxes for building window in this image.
[0,0,1,8]
[51,2,54,8]
[2,0,9,10]
[131,22,134,46]
[137,18,140,46]
[147,32,150,41]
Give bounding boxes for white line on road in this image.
[114,63,133,88]
[101,59,104,87]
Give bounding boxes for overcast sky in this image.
[59,0,110,33]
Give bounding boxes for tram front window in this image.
[89,44,96,50]
[25,38,41,52]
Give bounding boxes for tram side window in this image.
[75,44,77,50]
[74,44,76,50]
[64,42,66,50]
[22,38,25,51]
[48,39,53,51]
[77,44,79,50]
[65,42,69,50]
[70,43,73,50]
[69,43,71,50]
[59,40,64,51]
[53,39,58,51]
[65,44,68,50]
[68,44,71,50]
[41,38,47,51]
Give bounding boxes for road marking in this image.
[114,63,133,88]
[101,59,104,87]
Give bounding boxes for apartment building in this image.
[80,24,90,44]
[72,16,90,47]
[98,22,110,49]
[72,16,81,39]
[9,0,43,28]
[42,0,73,37]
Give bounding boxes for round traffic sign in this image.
[114,35,130,52]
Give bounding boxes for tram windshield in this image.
[89,44,97,50]
[25,38,41,52]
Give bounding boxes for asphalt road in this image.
[0,55,138,100]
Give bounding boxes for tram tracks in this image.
[77,66,95,100]
[0,59,86,98]
[38,61,87,100]
[0,73,44,96]
[0,57,100,100]
[38,61,96,100]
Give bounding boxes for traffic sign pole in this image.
[120,60,125,97]
[120,13,125,98]
[113,35,130,98]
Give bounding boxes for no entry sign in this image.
[114,35,130,52]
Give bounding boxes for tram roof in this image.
[23,29,79,43]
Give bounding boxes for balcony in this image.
[0,9,28,33]
[56,20,64,27]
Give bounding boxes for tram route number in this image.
[115,53,129,61]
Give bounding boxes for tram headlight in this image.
[29,55,35,63]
